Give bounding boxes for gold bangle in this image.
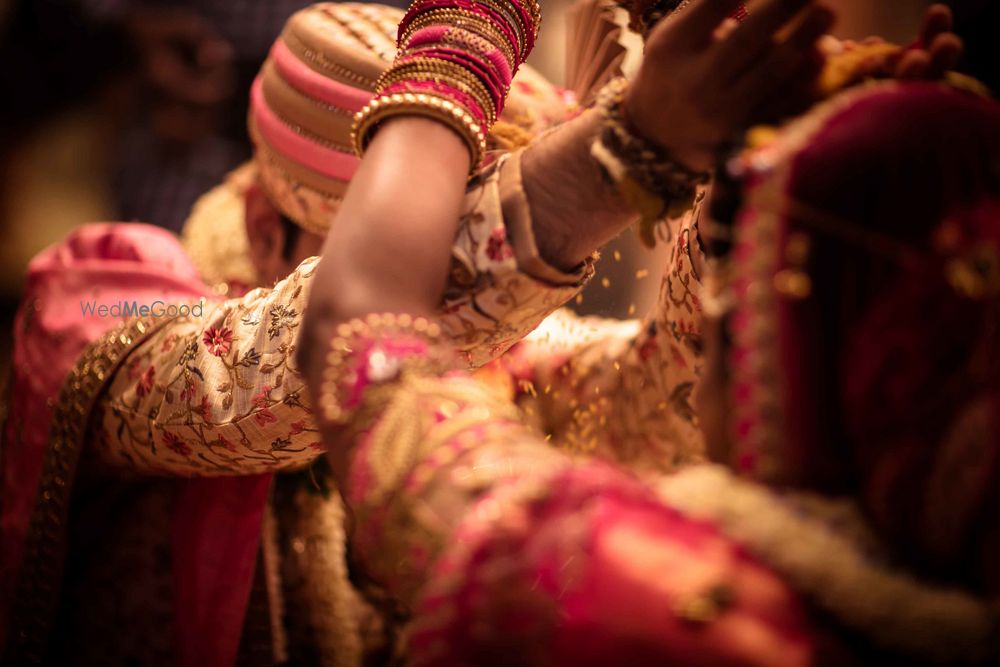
[476,0,527,58]
[399,11,517,69]
[353,92,487,172]
[591,78,710,247]
[408,1,527,62]
[376,58,498,125]
[317,313,445,427]
[378,71,497,127]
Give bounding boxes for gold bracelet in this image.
[399,11,517,69]
[353,92,487,172]
[376,58,498,125]
[317,313,445,427]
[379,70,497,127]
[476,0,527,57]
[591,78,710,247]
[403,1,540,60]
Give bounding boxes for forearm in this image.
[300,118,469,388]
[519,109,636,271]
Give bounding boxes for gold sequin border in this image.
[4,316,165,664]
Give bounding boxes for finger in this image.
[916,4,952,48]
[714,0,815,71]
[925,33,963,79]
[896,49,931,80]
[721,3,833,84]
[736,44,825,121]
[670,0,748,48]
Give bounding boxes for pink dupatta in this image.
[1,223,271,665]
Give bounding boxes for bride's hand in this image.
[623,0,833,172]
[896,4,963,80]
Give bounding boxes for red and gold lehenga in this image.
[319,81,1000,666]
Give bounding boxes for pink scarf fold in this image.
[1,223,270,665]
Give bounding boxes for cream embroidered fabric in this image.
[91,165,592,475]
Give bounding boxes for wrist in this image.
[592,78,711,247]
[621,84,715,173]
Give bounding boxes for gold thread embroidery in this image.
[5,316,164,663]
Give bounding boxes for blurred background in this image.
[0,0,995,384]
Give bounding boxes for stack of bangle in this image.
[317,313,453,428]
[352,0,541,173]
[590,78,710,248]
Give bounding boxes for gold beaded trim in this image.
[399,11,517,70]
[591,78,710,247]
[352,92,487,172]
[282,30,381,90]
[381,71,496,127]
[375,57,497,125]
[4,316,164,664]
[317,313,443,427]
[398,8,517,67]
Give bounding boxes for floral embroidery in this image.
[267,304,298,340]
[202,326,233,356]
[160,334,178,353]
[486,227,514,262]
[177,339,199,366]
[90,166,590,476]
[136,366,155,398]
[252,385,272,410]
[496,208,708,473]
[198,396,211,421]
[162,431,191,457]
[214,435,236,452]
[255,409,278,428]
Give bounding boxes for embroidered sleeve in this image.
[341,333,808,667]
[444,155,596,367]
[90,258,322,476]
[86,158,594,477]
[493,208,708,474]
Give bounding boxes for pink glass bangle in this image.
[399,49,508,112]
[399,4,525,65]
[405,31,514,88]
[404,0,528,62]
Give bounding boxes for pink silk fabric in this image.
[408,464,814,666]
[0,223,271,666]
